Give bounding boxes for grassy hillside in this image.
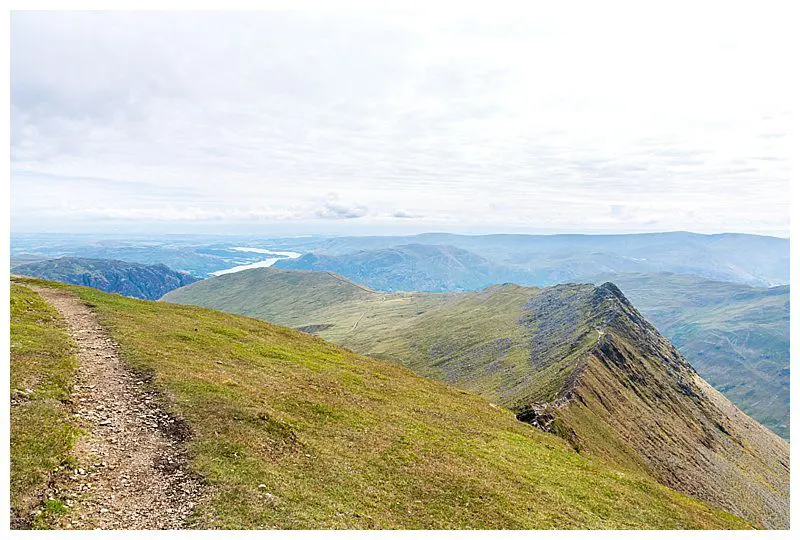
[164,268,789,528]
[541,284,789,529]
[11,277,750,530]
[592,273,789,438]
[10,284,79,527]
[13,257,200,300]
[168,266,790,440]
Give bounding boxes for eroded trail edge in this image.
[30,286,204,530]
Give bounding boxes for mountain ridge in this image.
[11,276,753,529]
[515,282,789,527]
[592,272,789,438]
[163,268,789,527]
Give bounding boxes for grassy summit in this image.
[11,278,750,529]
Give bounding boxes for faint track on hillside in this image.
[28,286,206,530]
[351,312,367,331]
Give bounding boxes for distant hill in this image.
[12,257,200,300]
[12,277,753,529]
[592,272,790,439]
[12,231,789,286]
[164,268,789,528]
[303,232,789,287]
[10,235,301,278]
[9,253,50,268]
[274,244,527,292]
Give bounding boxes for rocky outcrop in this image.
[12,258,200,300]
[517,282,790,529]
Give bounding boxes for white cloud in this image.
[10,6,793,235]
[314,194,369,220]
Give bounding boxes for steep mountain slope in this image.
[591,272,789,438]
[274,244,526,292]
[302,232,789,287]
[164,269,789,528]
[519,284,789,529]
[10,278,750,530]
[12,257,200,300]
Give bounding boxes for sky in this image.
[10,4,793,236]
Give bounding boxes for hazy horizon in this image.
[10,228,790,240]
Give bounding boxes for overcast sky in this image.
[10,5,792,236]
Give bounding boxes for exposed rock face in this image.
[12,258,200,300]
[519,282,790,529]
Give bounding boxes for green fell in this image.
[10,284,80,528]
[591,272,789,439]
[11,277,751,529]
[162,268,789,528]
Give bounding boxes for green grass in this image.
[551,304,789,529]
[13,277,751,529]
[167,267,791,440]
[164,271,596,410]
[162,270,790,528]
[10,284,80,527]
[592,272,789,439]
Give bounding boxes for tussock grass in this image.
[10,284,79,527]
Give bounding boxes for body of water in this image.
[211,247,302,276]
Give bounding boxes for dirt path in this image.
[30,286,204,530]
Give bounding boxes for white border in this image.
[3,1,797,538]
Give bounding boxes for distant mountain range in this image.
[274,244,528,292]
[12,257,200,300]
[12,231,789,286]
[298,232,789,287]
[163,267,789,528]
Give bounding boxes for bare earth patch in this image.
[30,286,205,530]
